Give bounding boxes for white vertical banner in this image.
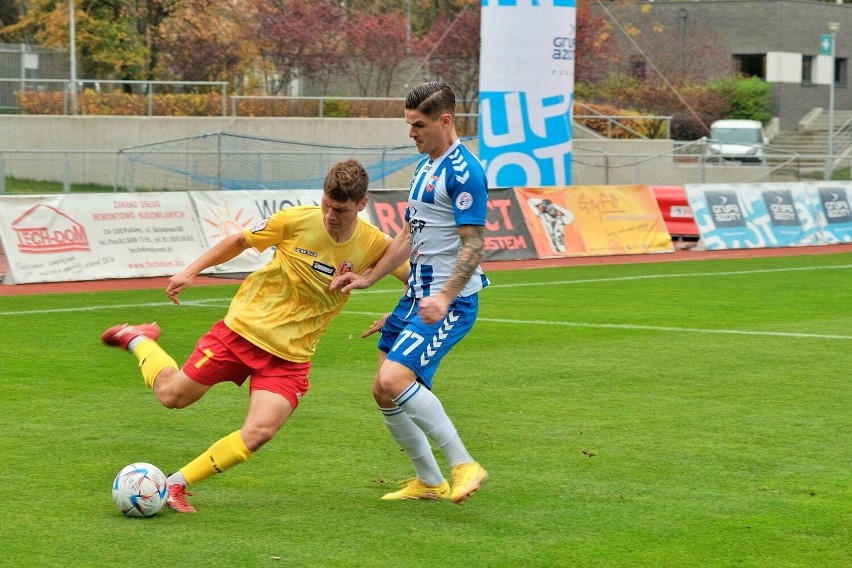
[479,0,575,188]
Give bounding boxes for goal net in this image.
[116,132,423,192]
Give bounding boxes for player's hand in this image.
[166,271,194,305]
[418,295,450,325]
[361,314,388,338]
[330,272,371,293]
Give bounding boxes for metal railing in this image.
[574,101,672,140]
[230,95,398,118]
[830,117,852,168]
[229,94,479,120]
[0,149,119,194]
[0,79,229,116]
[3,81,672,141]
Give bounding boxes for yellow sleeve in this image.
[243,208,292,253]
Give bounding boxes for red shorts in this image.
[182,320,310,409]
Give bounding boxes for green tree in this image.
[0,0,56,45]
[709,75,772,124]
[0,0,19,38]
[78,8,148,84]
[1,1,163,85]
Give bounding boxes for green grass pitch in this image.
[1,253,850,567]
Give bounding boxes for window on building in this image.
[629,56,646,80]
[836,58,847,88]
[732,54,766,79]
[802,55,813,84]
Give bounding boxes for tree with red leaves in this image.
[342,9,415,97]
[157,0,245,88]
[252,0,347,95]
[418,7,480,117]
[575,0,622,86]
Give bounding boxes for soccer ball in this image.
[112,462,168,518]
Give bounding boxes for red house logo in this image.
[12,204,90,253]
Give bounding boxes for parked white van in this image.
[706,119,768,163]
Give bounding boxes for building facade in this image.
[594,0,852,130]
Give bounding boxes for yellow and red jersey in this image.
[224,206,404,362]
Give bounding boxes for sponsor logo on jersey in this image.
[426,175,439,193]
[295,246,318,257]
[312,261,335,276]
[409,218,427,234]
[455,192,474,211]
[251,218,269,233]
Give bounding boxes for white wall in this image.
[0,116,766,190]
[764,51,837,87]
[816,54,835,86]
[766,52,802,83]
[0,116,410,152]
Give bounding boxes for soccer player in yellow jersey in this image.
[101,159,407,513]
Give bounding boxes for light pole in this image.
[69,0,77,115]
[678,9,688,71]
[824,21,840,180]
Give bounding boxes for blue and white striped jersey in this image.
[405,140,490,298]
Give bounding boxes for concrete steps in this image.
[800,109,852,131]
[767,109,852,173]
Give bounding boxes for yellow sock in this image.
[180,430,254,485]
[131,338,178,388]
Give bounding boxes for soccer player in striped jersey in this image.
[332,81,489,503]
[102,160,408,513]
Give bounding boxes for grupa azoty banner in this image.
[479,0,576,188]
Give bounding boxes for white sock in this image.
[381,406,445,486]
[394,382,473,467]
[167,471,188,486]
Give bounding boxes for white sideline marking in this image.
[484,263,852,289]
[320,264,852,293]
[1,264,850,341]
[481,318,852,341]
[0,298,229,316]
[341,311,852,341]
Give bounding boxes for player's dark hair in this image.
[405,81,455,120]
[324,159,369,202]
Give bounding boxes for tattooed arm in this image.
[417,224,485,325]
